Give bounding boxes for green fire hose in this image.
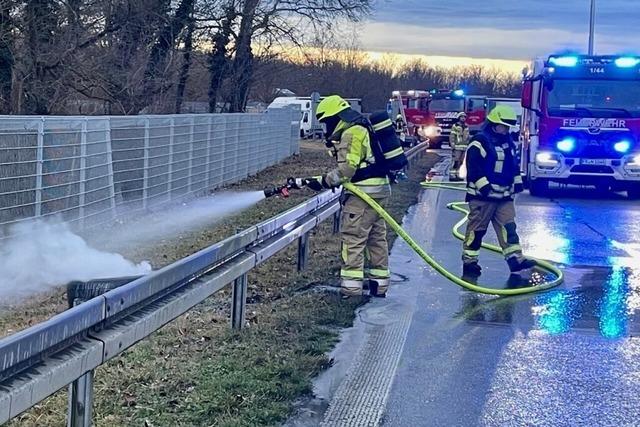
[342,181,563,296]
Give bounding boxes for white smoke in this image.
[0,220,151,301]
[0,191,266,302]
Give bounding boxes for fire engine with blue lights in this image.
[520,55,640,198]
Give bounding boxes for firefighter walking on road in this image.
[449,112,470,181]
[301,95,392,298]
[462,105,536,276]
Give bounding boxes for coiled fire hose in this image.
[342,181,564,296]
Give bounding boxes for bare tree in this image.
[224,0,372,112]
[227,0,259,112]
[206,2,236,113]
[0,1,14,113]
[0,0,519,116]
[142,0,196,109]
[174,17,195,113]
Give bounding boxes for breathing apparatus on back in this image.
[315,95,408,183]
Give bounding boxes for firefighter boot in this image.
[463,262,482,276]
[507,257,537,273]
[340,279,364,299]
[369,278,389,298]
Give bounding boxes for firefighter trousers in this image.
[462,199,523,265]
[340,194,390,296]
[450,149,466,178]
[452,149,465,169]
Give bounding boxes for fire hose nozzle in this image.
[263,187,284,198]
[263,177,308,198]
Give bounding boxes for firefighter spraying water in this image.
[264,101,563,296]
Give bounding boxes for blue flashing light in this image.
[549,56,579,67]
[453,89,465,97]
[556,137,576,153]
[614,140,632,153]
[614,57,640,68]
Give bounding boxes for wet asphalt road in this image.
[381,172,640,426]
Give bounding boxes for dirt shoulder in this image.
[8,143,439,426]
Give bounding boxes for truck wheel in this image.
[627,185,640,199]
[529,179,549,197]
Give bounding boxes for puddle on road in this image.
[456,266,640,339]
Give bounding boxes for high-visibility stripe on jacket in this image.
[324,121,390,197]
[465,126,521,201]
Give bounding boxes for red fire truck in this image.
[388,89,491,148]
[388,90,436,146]
[520,54,640,198]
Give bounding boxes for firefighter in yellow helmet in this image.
[449,112,470,181]
[462,105,535,276]
[304,95,391,298]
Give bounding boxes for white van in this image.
[268,96,362,139]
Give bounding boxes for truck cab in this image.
[388,90,437,146]
[465,95,488,135]
[428,89,466,147]
[520,55,640,198]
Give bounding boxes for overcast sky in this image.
[361,0,640,60]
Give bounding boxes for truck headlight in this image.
[535,152,560,167]
[421,125,440,137]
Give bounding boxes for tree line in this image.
[0,0,520,116]
[247,53,522,112]
[0,0,371,115]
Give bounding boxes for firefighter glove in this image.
[304,176,329,191]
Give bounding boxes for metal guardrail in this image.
[0,142,427,426]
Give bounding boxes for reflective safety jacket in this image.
[465,125,523,201]
[449,123,470,151]
[324,121,391,198]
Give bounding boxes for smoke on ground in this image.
[0,221,151,302]
[0,191,266,302]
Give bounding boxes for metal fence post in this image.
[105,118,117,219]
[143,118,150,210]
[78,119,87,227]
[231,274,248,330]
[67,370,94,427]
[188,116,194,193]
[35,118,44,218]
[206,115,212,187]
[168,117,175,201]
[67,295,94,427]
[297,232,309,271]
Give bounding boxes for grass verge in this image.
[8,144,439,426]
